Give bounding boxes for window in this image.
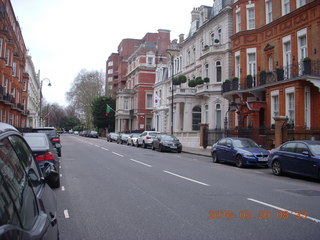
[9,114,14,125]
[286,87,295,126]
[295,143,309,154]
[217,29,222,44]
[280,142,296,152]
[211,33,215,45]
[146,93,153,109]
[216,104,222,129]
[123,97,129,110]
[146,118,152,130]
[108,77,113,82]
[12,62,17,76]
[283,36,292,79]
[247,5,255,30]
[282,0,290,15]
[247,49,256,84]
[192,106,201,131]
[236,8,241,32]
[297,0,306,8]
[5,48,10,65]
[0,137,38,230]
[0,38,3,57]
[297,29,307,61]
[305,87,310,129]
[1,109,6,122]
[23,80,27,91]
[265,0,272,24]
[108,61,113,66]
[268,56,273,71]
[271,90,279,124]
[205,64,209,78]
[147,56,154,65]
[216,61,222,82]
[235,52,240,78]
[107,69,113,74]
[205,105,209,123]
[193,47,196,62]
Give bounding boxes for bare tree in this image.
[66,69,104,129]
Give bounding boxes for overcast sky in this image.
[11,0,213,106]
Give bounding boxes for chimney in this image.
[179,34,184,44]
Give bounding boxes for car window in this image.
[309,143,320,155]
[226,139,232,146]
[24,135,48,148]
[0,138,38,230]
[217,139,226,146]
[233,139,257,148]
[9,136,42,193]
[0,174,20,227]
[280,142,296,152]
[295,143,309,154]
[149,133,158,137]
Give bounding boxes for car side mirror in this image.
[42,163,59,188]
[227,143,232,147]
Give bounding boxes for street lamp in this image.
[166,49,179,135]
[39,78,51,127]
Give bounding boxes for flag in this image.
[44,113,50,120]
[106,105,111,117]
[154,95,160,107]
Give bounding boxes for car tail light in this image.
[51,137,60,143]
[35,152,55,161]
[146,136,151,140]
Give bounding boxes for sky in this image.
[11,0,213,107]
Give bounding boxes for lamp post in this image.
[39,78,51,127]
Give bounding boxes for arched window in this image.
[216,61,222,82]
[192,106,201,130]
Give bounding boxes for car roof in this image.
[0,123,19,134]
[283,140,320,144]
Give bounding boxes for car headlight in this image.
[244,153,254,157]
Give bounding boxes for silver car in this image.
[137,131,159,148]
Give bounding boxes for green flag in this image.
[106,105,111,117]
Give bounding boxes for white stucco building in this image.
[153,0,233,147]
[25,55,40,127]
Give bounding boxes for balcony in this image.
[222,60,320,93]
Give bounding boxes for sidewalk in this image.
[182,146,212,157]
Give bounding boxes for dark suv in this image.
[0,123,59,239]
[31,127,62,157]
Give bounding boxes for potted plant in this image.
[246,75,253,88]
[223,79,231,92]
[203,77,210,83]
[188,79,197,88]
[259,70,266,85]
[178,75,187,84]
[195,77,204,85]
[303,57,311,75]
[276,68,284,81]
[172,77,180,85]
[231,77,239,90]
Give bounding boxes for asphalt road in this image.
[55,134,320,240]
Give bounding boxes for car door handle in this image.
[49,212,57,226]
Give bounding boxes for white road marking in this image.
[59,166,61,169]
[60,174,62,177]
[64,209,70,219]
[94,145,100,147]
[163,170,210,187]
[61,186,65,191]
[101,147,109,151]
[130,159,152,167]
[112,152,124,157]
[248,198,320,223]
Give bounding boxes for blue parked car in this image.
[268,140,320,180]
[211,137,269,168]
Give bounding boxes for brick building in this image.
[0,0,29,127]
[223,0,320,147]
[115,29,171,132]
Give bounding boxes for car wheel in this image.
[151,144,155,150]
[235,155,243,168]
[159,144,163,152]
[272,160,282,176]
[142,141,146,148]
[136,142,139,147]
[177,149,181,153]
[212,152,219,163]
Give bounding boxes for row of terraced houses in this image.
[106,0,320,149]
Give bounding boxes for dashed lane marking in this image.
[130,159,152,167]
[64,209,70,219]
[163,170,210,187]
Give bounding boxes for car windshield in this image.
[309,143,320,155]
[24,135,48,148]
[233,139,258,148]
[91,131,97,134]
[149,132,158,137]
[161,135,178,141]
[35,129,57,137]
[131,134,140,138]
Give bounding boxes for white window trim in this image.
[265,0,272,24]
[282,0,290,16]
[297,28,308,61]
[304,86,310,128]
[285,87,295,123]
[236,8,241,33]
[246,3,255,30]
[296,0,306,8]
[235,51,240,78]
[271,90,279,124]
[246,48,256,78]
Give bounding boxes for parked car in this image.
[31,127,62,157]
[137,131,160,148]
[23,132,61,188]
[127,133,141,146]
[152,134,182,153]
[0,123,59,239]
[211,137,269,168]
[88,130,99,138]
[117,133,130,144]
[268,140,320,180]
[107,132,119,142]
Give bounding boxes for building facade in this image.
[115,29,171,133]
[0,0,29,127]
[223,0,320,147]
[154,1,233,147]
[25,55,40,127]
